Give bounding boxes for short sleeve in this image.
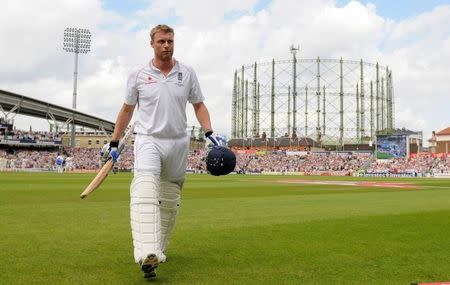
[188,68,205,104]
[124,71,138,105]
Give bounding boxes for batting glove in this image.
[108,141,120,162]
[100,141,120,165]
[205,130,227,146]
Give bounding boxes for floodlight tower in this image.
[63,27,91,147]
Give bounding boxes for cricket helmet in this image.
[206,146,236,176]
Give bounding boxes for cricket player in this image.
[64,155,74,172]
[104,24,218,279]
[55,153,64,174]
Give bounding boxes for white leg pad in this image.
[130,172,162,263]
[159,181,181,254]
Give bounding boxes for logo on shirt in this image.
[176,72,184,86]
[145,76,158,84]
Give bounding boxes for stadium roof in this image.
[0,89,115,133]
[436,127,450,136]
[391,128,420,135]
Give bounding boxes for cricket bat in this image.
[80,124,135,199]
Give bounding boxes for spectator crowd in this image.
[2,130,61,143]
[366,154,450,176]
[2,147,449,177]
[0,147,133,171]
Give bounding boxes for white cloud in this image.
[1,0,449,144]
[0,1,121,79]
[388,5,450,42]
[382,4,450,138]
[395,108,426,131]
[138,0,260,26]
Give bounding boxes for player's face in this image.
[151,31,174,62]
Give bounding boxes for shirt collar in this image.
[150,58,179,76]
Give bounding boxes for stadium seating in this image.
[2,141,449,177]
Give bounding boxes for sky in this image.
[0,0,449,144]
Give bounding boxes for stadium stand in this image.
[3,88,448,177]
[2,142,450,177]
[0,89,115,132]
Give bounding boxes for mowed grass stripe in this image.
[165,210,450,285]
[1,172,450,284]
[178,187,450,231]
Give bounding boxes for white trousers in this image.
[130,135,188,263]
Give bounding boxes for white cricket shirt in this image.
[125,59,205,138]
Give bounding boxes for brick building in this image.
[429,127,450,154]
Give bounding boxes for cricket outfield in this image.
[1,172,450,284]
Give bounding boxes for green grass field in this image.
[1,172,450,285]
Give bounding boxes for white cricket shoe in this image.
[160,252,167,263]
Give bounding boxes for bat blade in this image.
[80,159,114,199]
[79,123,135,199]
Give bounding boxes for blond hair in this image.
[150,24,174,41]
